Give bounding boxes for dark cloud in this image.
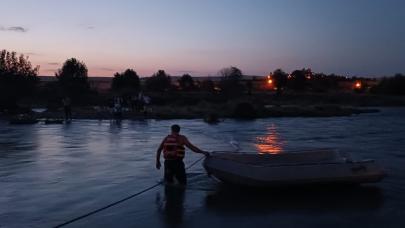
[78,24,95,30]
[24,52,39,56]
[9,26,27,32]
[0,26,28,32]
[177,70,198,74]
[178,70,198,73]
[98,67,115,72]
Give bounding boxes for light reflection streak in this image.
[255,124,284,154]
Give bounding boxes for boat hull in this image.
[203,152,386,187]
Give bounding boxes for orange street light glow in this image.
[355,82,362,89]
[268,79,273,84]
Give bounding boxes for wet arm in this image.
[184,137,207,155]
[156,139,165,162]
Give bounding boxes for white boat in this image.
[203,149,386,187]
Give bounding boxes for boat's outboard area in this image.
[204,149,386,187]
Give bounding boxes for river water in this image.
[0,108,404,227]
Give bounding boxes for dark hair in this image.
[171,124,180,133]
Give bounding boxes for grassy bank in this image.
[2,92,404,121]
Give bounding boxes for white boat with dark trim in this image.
[203,149,386,187]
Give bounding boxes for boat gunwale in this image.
[205,157,376,168]
[204,165,386,186]
[207,149,356,167]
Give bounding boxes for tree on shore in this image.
[56,58,90,98]
[178,74,195,91]
[0,50,39,110]
[272,69,288,95]
[220,66,243,80]
[370,74,405,95]
[312,73,332,92]
[246,79,253,95]
[200,79,215,92]
[112,69,140,93]
[219,66,244,95]
[145,70,171,92]
[289,69,307,91]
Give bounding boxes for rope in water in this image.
[54,155,206,228]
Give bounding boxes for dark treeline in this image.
[1,49,404,113]
[370,74,405,95]
[0,50,39,112]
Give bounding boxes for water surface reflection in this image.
[205,185,384,213]
[156,186,186,227]
[255,124,284,154]
[1,108,405,227]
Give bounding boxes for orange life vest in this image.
[163,134,185,160]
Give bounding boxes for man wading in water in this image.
[156,124,210,185]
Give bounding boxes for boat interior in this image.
[210,149,353,166]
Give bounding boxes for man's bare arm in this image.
[156,139,165,169]
[183,136,209,156]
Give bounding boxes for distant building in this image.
[337,78,378,92]
[38,75,378,94]
[38,76,113,93]
[88,77,112,93]
[37,76,56,88]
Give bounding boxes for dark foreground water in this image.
[1,108,405,228]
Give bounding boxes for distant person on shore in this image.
[142,95,151,116]
[113,96,123,119]
[156,124,210,185]
[137,91,145,112]
[62,96,72,120]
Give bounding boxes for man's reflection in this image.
[157,185,186,227]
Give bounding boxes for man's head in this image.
[171,124,180,133]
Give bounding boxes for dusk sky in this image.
[1,0,404,77]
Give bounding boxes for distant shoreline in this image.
[2,92,405,122]
[0,105,381,122]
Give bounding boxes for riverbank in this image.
[2,92,404,120]
[0,104,380,121]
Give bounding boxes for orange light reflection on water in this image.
[255,125,284,154]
